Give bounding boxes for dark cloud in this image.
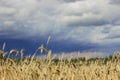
[109,0,120,5]
[67,19,109,27]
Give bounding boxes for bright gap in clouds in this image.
[0,0,120,57]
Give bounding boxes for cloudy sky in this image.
[0,0,120,57]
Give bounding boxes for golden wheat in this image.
[0,53,119,80]
[0,41,120,80]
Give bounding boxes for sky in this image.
[0,0,120,58]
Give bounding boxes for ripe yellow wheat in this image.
[0,42,120,80]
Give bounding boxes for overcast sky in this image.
[0,0,120,57]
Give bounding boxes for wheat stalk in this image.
[2,42,6,51]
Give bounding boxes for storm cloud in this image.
[109,0,120,5]
[0,0,120,46]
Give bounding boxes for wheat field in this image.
[0,43,120,80]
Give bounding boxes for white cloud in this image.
[3,21,15,26]
[57,0,120,26]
